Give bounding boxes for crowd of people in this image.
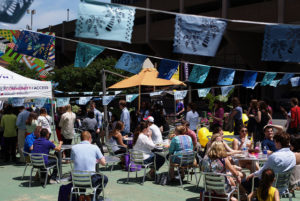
[1,96,300,200]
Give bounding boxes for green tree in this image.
[50,57,132,92]
[6,61,41,80]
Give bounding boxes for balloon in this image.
[198,127,211,147]
[242,113,249,126]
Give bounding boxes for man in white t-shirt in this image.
[144,116,163,144]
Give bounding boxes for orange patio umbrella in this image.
[108,68,186,109]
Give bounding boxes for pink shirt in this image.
[186,129,197,148]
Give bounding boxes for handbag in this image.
[124,153,142,172]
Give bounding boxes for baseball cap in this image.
[143,116,154,123]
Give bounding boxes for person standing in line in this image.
[37,108,52,135]
[59,104,76,158]
[289,98,300,135]
[90,101,103,135]
[16,106,30,163]
[25,112,38,136]
[255,101,271,143]
[246,99,258,143]
[175,99,185,119]
[119,100,130,136]
[210,100,224,131]
[227,97,243,135]
[186,103,199,133]
[0,105,17,162]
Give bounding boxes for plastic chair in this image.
[168,150,198,187]
[202,172,240,201]
[127,149,155,185]
[70,170,106,201]
[29,153,60,188]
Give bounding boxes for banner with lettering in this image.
[150,91,163,97]
[75,1,136,43]
[173,15,227,56]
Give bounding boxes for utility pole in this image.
[26,9,36,30]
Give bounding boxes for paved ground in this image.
[1,156,300,201]
[1,119,299,201]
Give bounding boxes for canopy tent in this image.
[0,66,52,99]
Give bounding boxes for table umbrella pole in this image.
[138,85,141,111]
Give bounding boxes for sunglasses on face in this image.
[241,130,248,133]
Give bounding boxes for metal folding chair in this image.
[105,143,124,171]
[274,170,293,201]
[169,150,198,187]
[202,172,240,201]
[29,153,60,188]
[22,150,32,180]
[127,149,156,185]
[70,170,106,201]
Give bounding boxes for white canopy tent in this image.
[0,66,52,100]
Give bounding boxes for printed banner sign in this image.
[74,43,105,67]
[217,69,235,86]
[279,73,294,85]
[83,92,93,95]
[262,25,300,63]
[188,64,210,84]
[174,90,188,100]
[14,30,55,60]
[246,83,258,90]
[102,95,115,105]
[197,88,211,98]
[157,59,179,80]
[34,98,47,108]
[75,1,136,43]
[79,97,93,105]
[114,91,122,95]
[221,86,234,96]
[261,72,277,86]
[184,63,189,81]
[126,94,138,102]
[242,71,258,88]
[173,15,227,56]
[115,53,146,74]
[56,98,70,107]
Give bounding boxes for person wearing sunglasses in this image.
[232,126,252,151]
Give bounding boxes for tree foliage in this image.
[49,57,132,92]
[6,61,41,80]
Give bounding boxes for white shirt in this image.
[120,107,130,133]
[254,148,296,177]
[186,111,199,131]
[133,133,155,160]
[37,115,52,133]
[150,124,163,144]
[59,111,76,139]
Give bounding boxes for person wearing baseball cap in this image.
[144,116,163,144]
[261,124,283,154]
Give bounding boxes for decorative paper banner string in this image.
[51,33,300,75]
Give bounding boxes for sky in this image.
[0,0,81,31]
